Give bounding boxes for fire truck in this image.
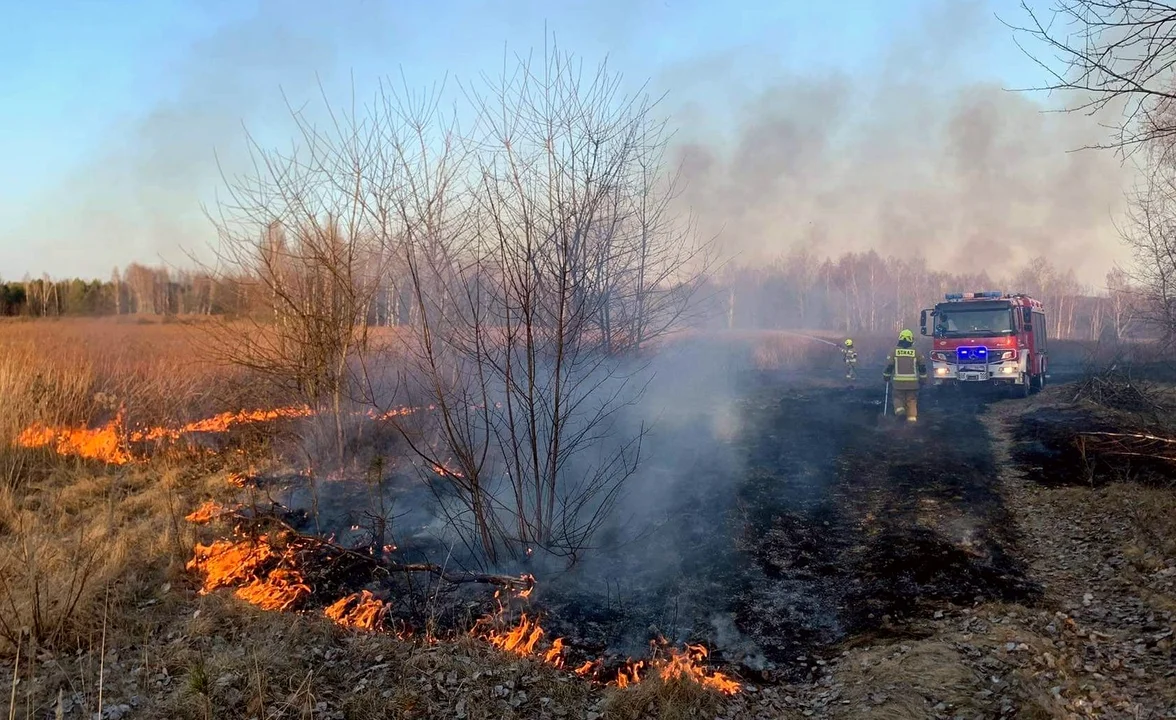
[918,291,1048,396]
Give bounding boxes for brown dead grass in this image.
[601,672,725,720]
[0,459,212,655]
[0,317,265,430]
[834,640,982,720]
[0,320,247,682]
[833,631,1057,720]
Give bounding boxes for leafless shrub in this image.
[207,41,713,566]
[204,96,399,465]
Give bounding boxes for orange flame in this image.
[652,644,742,695]
[543,637,566,668]
[186,537,276,593]
[184,500,237,525]
[16,416,132,464]
[325,591,388,631]
[515,573,536,599]
[482,612,547,656]
[573,659,598,676]
[14,402,436,465]
[186,536,310,612]
[431,462,465,480]
[182,521,740,696]
[234,568,311,611]
[614,660,644,689]
[226,471,260,488]
[475,613,740,694]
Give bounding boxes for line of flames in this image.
[472,610,741,695]
[13,403,439,465]
[184,508,740,696]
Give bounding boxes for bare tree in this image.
[1119,157,1176,341]
[201,43,710,568]
[204,93,396,465]
[1009,1,1176,153]
[391,45,711,564]
[1105,265,1139,338]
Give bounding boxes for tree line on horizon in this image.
[706,249,1141,342]
[0,250,1141,342]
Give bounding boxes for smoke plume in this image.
[658,3,1134,287]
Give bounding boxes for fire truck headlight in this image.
[1001,366,1015,374]
[936,367,948,375]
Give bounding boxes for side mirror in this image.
[919,309,929,336]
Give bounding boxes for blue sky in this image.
[0,0,1106,281]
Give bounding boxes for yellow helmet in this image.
[844,338,854,347]
[898,329,914,343]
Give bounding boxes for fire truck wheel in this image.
[1018,374,1031,398]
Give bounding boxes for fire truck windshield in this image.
[933,307,1013,337]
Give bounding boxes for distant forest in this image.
[0,250,1140,342]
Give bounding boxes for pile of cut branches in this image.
[1075,431,1176,487]
[1071,363,1165,415]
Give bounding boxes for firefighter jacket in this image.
[841,347,858,364]
[883,341,927,390]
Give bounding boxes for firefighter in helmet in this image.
[840,338,858,381]
[883,329,927,422]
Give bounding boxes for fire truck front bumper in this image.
[931,360,1025,385]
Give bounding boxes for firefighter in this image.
[840,338,858,381]
[882,329,927,422]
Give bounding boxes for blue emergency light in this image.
[944,291,1003,301]
[957,346,988,363]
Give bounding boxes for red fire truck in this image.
[919,291,1048,396]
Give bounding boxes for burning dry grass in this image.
[183,518,744,704]
[184,499,239,524]
[14,402,437,466]
[599,665,730,720]
[325,590,389,631]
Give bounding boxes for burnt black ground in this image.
[726,376,1040,671]
[532,369,1043,680]
[264,363,1048,681]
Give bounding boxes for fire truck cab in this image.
[919,291,1048,396]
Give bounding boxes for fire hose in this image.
[775,330,842,348]
[777,331,890,413]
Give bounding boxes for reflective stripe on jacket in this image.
[893,347,917,380]
[884,344,926,390]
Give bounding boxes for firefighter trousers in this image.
[892,388,919,422]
